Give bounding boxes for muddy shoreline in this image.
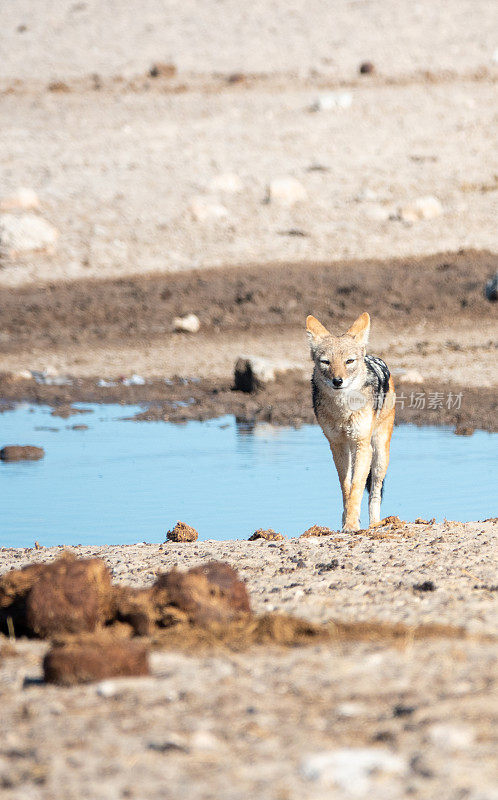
[0,373,496,433]
[0,248,496,432]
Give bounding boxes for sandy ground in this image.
[1,3,498,287]
[1,4,497,798]
[1,520,498,799]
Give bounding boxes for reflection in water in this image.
[0,404,496,548]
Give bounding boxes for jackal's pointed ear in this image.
[306,315,330,338]
[306,315,330,350]
[346,312,370,346]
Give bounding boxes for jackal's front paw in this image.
[342,518,360,533]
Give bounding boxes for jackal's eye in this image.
[345,358,355,365]
[319,358,330,366]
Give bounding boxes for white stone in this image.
[190,730,220,751]
[122,374,146,386]
[311,92,353,112]
[396,368,424,384]
[365,205,394,221]
[398,196,443,222]
[0,188,40,212]
[301,748,406,795]
[268,177,307,206]
[428,723,475,751]
[492,48,498,64]
[354,189,380,203]
[11,369,33,380]
[190,196,228,222]
[0,213,59,257]
[173,313,201,333]
[96,680,118,698]
[208,173,243,193]
[336,702,366,718]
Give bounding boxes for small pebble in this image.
[0,188,40,212]
[173,313,200,334]
[189,196,228,222]
[267,177,307,206]
[0,213,59,257]
[397,196,443,222]
[310,92,353,112]
[359,61,375,75]
[208,173,243,193]
[485,272,498,301]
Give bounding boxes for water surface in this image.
[0,404,495,547]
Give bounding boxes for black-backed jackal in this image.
[306,312,395,531]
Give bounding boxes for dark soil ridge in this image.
[0,249,496,353]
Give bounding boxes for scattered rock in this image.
[153,561,251,626]
[354,188,381,203]
[166,521,199,542]
[148,62,176,78]
[69,424,88,431]
[208,173,243,193]
[26,556,114,638]
[148,736,189,753]
[248,529,285,541]
[0,445,44,462]
[233,355,302,392]
[396,368,424,384]
[397,196,443,222]
[277,228,309,237]
[97,378,117,388]
[413,580,436,592]
[359,61,375,75]
[365,205,394,222]
[300,525,335,538]
[227,72,245,84]
[316,560,339,573]
[0,188,40,212]
[0,213,59,257]
[454,424,474,436]
[375,516,404,527]
[414,518,435,524]
[43,636,149,686]
[48,81,70,92]
[0,553,114,637]
[189,196,228,222]
[122,373,146,386]
[10,369,33,381]
[485,272,498,301]
[393,704,415,717]
[173,313,200,334]
[267,177,307,206]
[31,369,72,386]
[428,723,475,751]
[310,92,353,112]
[300,747,406,792]
[113,586,156,635]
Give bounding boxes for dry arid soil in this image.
[0,2,497,799]
[1,520,498,800]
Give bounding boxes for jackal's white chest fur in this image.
[314,378,373,443]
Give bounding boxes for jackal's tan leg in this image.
[343,441,372,531]
[329,441,353,527]
[368,412,395,526]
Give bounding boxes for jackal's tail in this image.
[365,470,385,498]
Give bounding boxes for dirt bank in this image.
[1,520,497,799]
[0,250,495,431]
